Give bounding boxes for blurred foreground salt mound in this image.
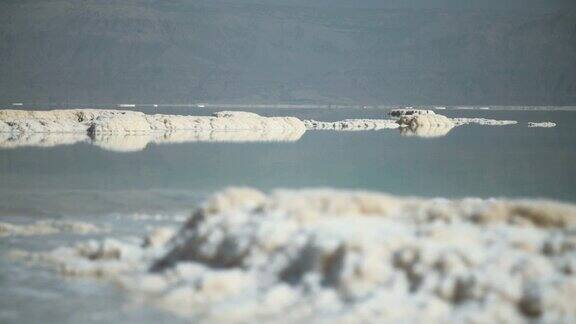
[12,188,576,323]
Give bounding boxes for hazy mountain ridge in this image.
[0,0,575,105]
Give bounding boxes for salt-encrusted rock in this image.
[390,109,436,117]
[12,188,576,323]
[528,122,556,128]
[399,123,454,138]
[144,111,306,134]
[398,114,454,128]
[0,109,307,135]
[304,119,399,131]
[0,220,102,237]
[392,112,516,134]
[452,118,517,126]
[0,110,306,150]
[0,109,120,133]
[394,115,516,137]
[1,109,523,147]
[88,112,152,133]
[212,111,261,118]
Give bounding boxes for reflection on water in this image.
[4,107,540,155]
[0,122,451,153]
[0,128,306,152]
[0,115,460,153]
[0,132,87,149]
[93,128,306,152]
[0,109,575,213]
[399,123,455,138]
[1,108,576,324]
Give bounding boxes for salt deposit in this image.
[398,114,455,129]
[0,220,103,237]
[389,109,436,117]
[0,110,306,151]
[528,122,557,128]
[453,118,518,126]
[0,109,523,147]
[0,109,306,134]
[11,188,576,323]
[399,124,454,138]
[389,109,517,129]
[304,119,399,131]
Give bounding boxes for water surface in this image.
[1,107,575,323]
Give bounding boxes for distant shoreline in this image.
[2,103,576,111]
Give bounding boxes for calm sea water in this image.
[1,107,576,323]
[1,108,575,215]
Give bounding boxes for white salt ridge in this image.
[396,114,456,138]
[1,109,525,145]
[0,220,103,237]
[11,188,576,323]
[0,110,306,151]
[528,122,557,128]
[304,119,399,131]
[389,109,436,117]
[453,118,518,126]
[390,110,518,129]
[306,110,519,137]
[0,109,306,134]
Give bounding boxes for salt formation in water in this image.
[303,111,454,135]
[0,109,524,145]
[0,220,102,237]
[303,119,399,131]
[453,118,518,126]
[0,110,306,151]
[399,124,454,138]
[12,188,576,323]
[528,122,557,128]
[396,114,456,138]
[0,109,306,134]
[389,109,436,117]
[0,129,305,152]
[389,108,517,128]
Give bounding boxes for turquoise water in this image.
[1,107,575,323]
[1,108,575,217]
